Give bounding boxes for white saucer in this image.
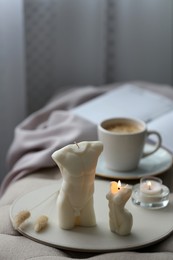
[96,145,172,180]
[10,179,173,252]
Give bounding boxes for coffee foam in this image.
[105,123,143,134]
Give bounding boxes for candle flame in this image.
[118,180,121,189]
[147,181,152,190]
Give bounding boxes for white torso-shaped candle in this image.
[106,181,133,236]
[52,141,103,229]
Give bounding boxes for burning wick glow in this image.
[110,180,123,194]
[118,180,121,189]
[147,181,152,190]
[111,182,117,194]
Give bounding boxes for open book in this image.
[71,84,173,153]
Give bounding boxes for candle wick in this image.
[147,183,151,190]
[146,181,152,190]
[74,141,80,149]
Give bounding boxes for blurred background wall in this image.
[0,0,26,184]
[0,0,173,184]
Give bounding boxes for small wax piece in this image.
[34,215,48,232]
[13,210,31,229]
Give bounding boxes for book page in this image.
[72,84,173,124]
[148,110,173,153]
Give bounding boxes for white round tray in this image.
[10,179,173,252]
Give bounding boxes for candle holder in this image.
[131,176,170,209]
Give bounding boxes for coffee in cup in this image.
[105,122,143,134]
[97,117,162,171]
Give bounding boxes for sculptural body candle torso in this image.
[52,141,103,229]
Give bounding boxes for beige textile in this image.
[0,81,173,260]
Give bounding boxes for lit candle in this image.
[106,181,133,236]
[140,177,162,203]
[131,176,170,209]
[51,141,103,230]
[140,179,162,195]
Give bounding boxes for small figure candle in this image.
[106,181,133,236]
[52,141,103,230]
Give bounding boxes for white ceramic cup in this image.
[97,117,162,172]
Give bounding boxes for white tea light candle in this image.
[140,177,162,196]
[132,176,170,209]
